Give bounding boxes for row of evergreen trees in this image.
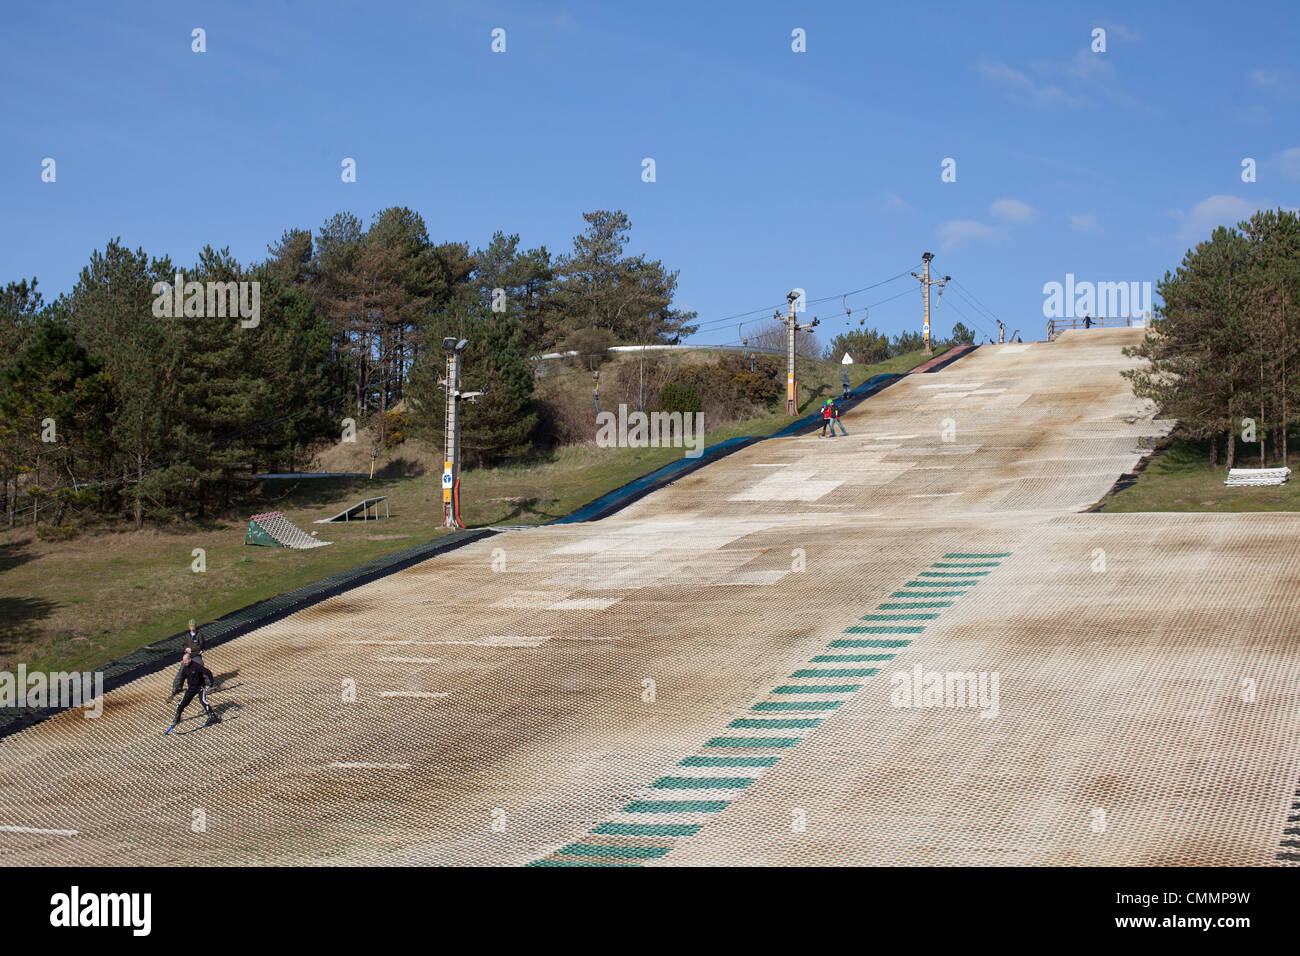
[1125,208,1300,467]
[822,323,975,365]
[0,208,698,529]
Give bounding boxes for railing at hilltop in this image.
[535,343,787,361]
[1047,316,1147,340]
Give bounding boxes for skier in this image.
[818,400,834,437]
[165,650,217,734]
[185,618,204,653]
[829,400,848,436]
[171,618,209,698]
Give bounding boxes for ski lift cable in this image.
[947,282,998,326]
[949,278,1002,324]
[690,268,915,333]
[942,283,1000,339]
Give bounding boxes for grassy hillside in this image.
[0,349,928,674]
[1101,433,1300,513]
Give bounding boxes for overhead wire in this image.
[688,267,916,332]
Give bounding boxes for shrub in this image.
[36,524,79,542]
[379,410,409,449]
[657,382,702,415]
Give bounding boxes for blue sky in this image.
[3,0,1298,346]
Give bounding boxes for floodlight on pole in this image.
[442,340,475,528]
[911,252,948,354]
[783,289,818,416]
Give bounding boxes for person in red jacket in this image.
[829,400,847,436]
[819,400,834,437]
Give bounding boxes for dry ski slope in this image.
[4,328,1300,867]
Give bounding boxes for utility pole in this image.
[441,337,483,528]
[782,290,819,415]
[911,253,950,353]
[441,337,466,528]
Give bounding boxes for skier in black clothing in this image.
[165,651,217,734]
[171,618,212,695]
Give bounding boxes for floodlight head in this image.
[455,338,469,352]
[442,336,457,352]
[922,252,935,262]
[786,290,800,304]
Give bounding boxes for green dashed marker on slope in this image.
[831,638,912,648]
[557,844,670,859]
[878,602,953,609]
[860,613,939,621]
[624,800,731,811]
[529,548,1010,867]
[750,701,843,710]
[593,823,701,837]
[528,859,633,867]
[705,737,800,748]
[653,777,755,790]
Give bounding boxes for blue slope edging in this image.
[0,362,941,741]
[0,529,496,741]
[551,436,759,524]
[771,372,901,438]
[553,372,905,523]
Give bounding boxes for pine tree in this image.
[409,298,538,468]
[551,210,698,346]
[0,316,111,526]
[68,239,176,529]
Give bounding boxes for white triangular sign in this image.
[841,352,854,364]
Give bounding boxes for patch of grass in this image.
[0,350,929,673]
[1102,433,1300,513]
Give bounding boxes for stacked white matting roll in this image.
[1224,467,1292,487]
